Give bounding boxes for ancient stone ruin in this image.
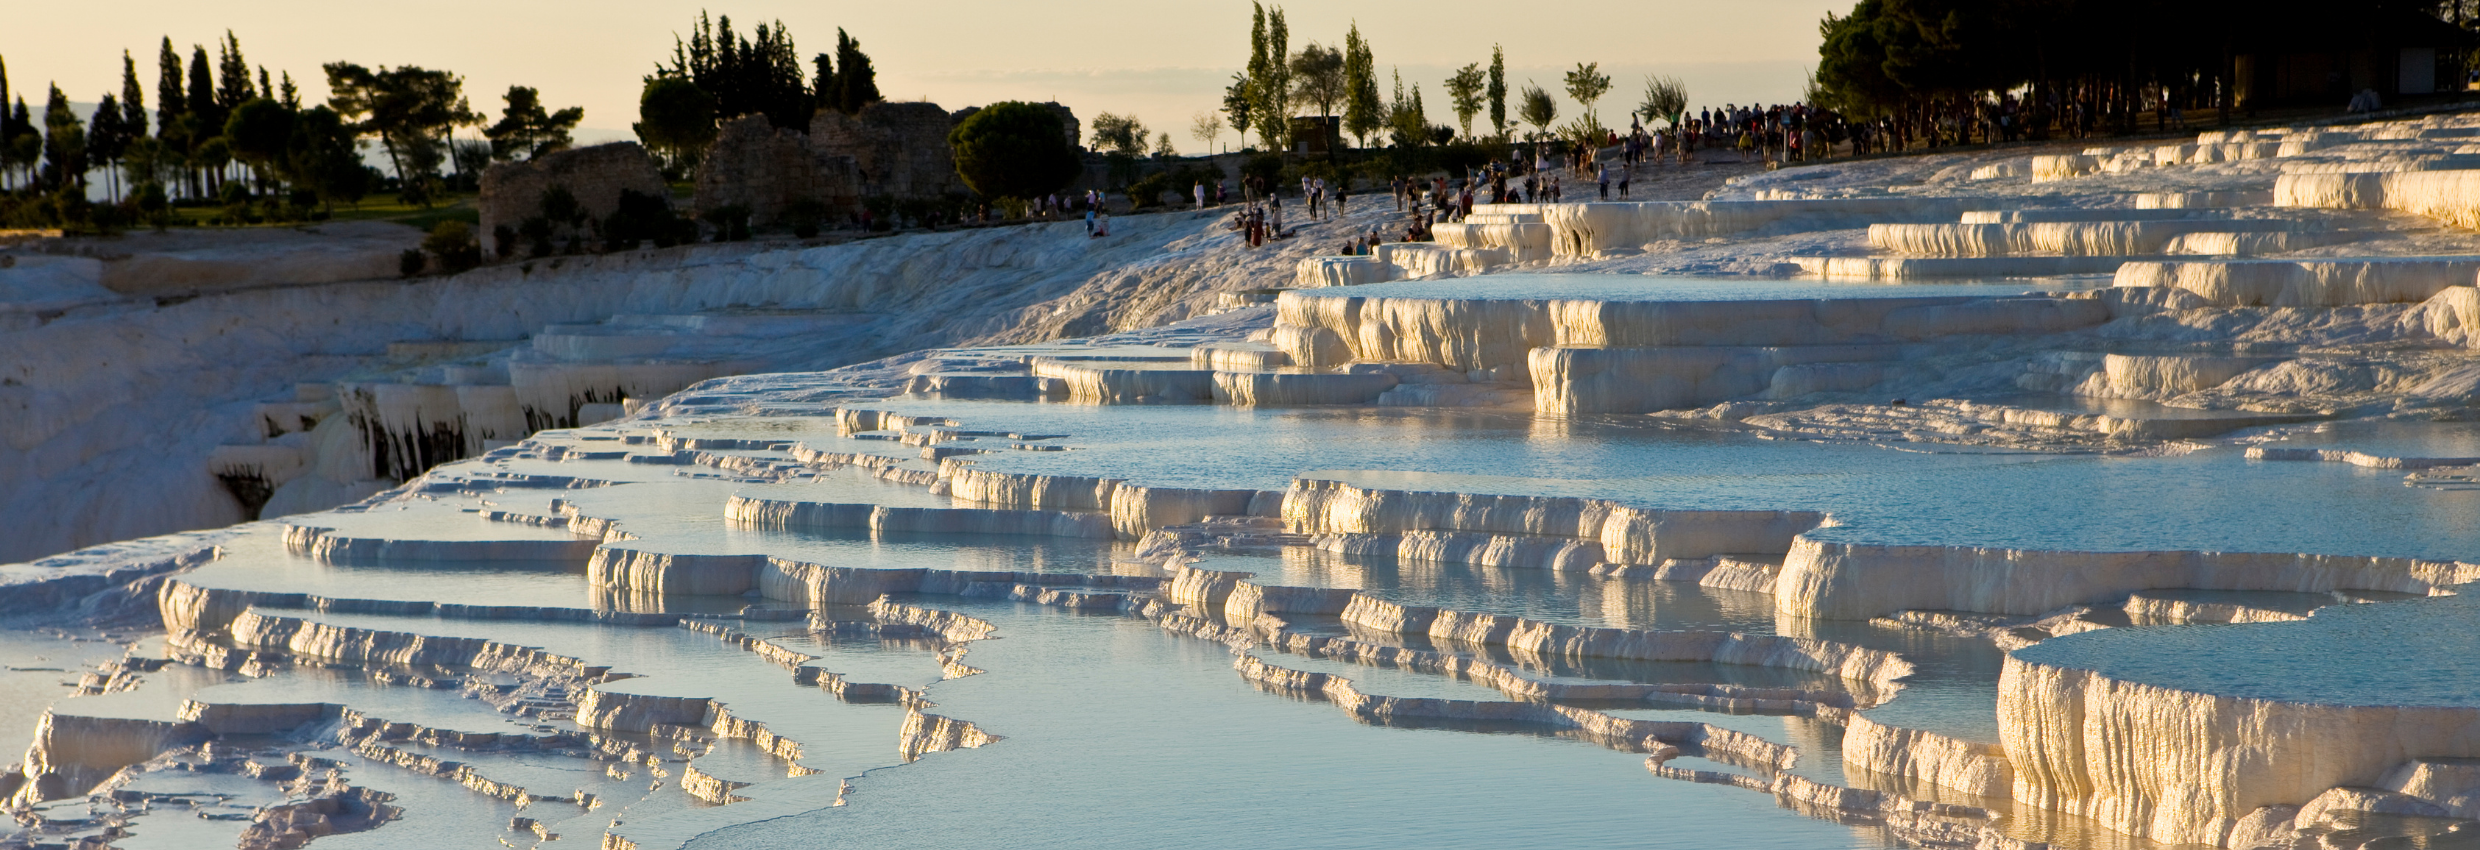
[475,143,669,251]
[696,101,1081,226]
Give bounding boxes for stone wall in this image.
[693,115,864,226]
[810,102,963,200]
[690,101,1083,227]
[475,143,668,251]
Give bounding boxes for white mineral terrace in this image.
[19,110,2480,850]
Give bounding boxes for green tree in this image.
[1190,111,1223,155]
[1563,62,1611,132]
[1386,69,1428,147]
[658,13,815,128]
[831,28,881,115]
[154,38,185,141]
[0,58,18,189]
[1341,23,1381,149]
[485,86,583,161]
[1813,2,1904,117]
[634,75,717,174]
[41,85,87,191]
[1444,63,1485,141]
[1245,3,1291,150]
[1089,112,1147,156]
[119,51,148,139]
[224,97,294,189]
[1221,73,1253,151]
[285,106,366,209]
[322,63,480,201]
[2,99,35,192]
[1290,43,1344,126]
[88,94,131,201]
[950,101,1082,199]
[215,31,255,111]
[1487,45,1507,139]
[1518,83,1557,141]
[1637,75,1688,128]
[187,46,219,134]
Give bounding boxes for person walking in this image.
[1084,202,1096,236]
[1194,181,1207,210]
[1597,161,1611,200]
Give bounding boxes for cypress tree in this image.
[188,46,217,129]
[88,93,127,200]
[833,29,879,114]
[216,31,254,109]
[120,51,147,137]
[1488,45,1507,139]
[156,39,184,138]
[0,59,14,189]
[42,85,87,191]
[1342,23,1380,148]
[5,98,31,191]
[811,52,834,111]
[1258,7,1290,151]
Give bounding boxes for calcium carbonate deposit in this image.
[18,111,2480,850]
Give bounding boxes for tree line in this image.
[0,31,585,230]
[631,12,883,176]
[1811,0,2471,147]
[1200,3,1650,160]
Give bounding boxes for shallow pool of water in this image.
[1298,273,2108,301]
[2015,589,2480,707]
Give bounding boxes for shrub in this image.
[399,248,427,277]
[784,199,829,238]
[701,204,752,242]
[1241,152,1285,188]
[606,189,691,249]
[949,102,1083,201]
[422,221,482,274]
[520,216,554,258]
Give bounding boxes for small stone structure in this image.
[695,101,1081,226]
[476,143,669,250]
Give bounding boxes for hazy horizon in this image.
[8,0,1838,154]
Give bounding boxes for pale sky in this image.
[7,0,1840,154]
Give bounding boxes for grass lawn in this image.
[168,192,480,231]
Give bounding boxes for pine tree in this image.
[258,67,272,103]
[1488,45,1507,139]
[279,72,299,109]
[485,85,583,160]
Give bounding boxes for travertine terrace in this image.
[15,109,2480,849]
